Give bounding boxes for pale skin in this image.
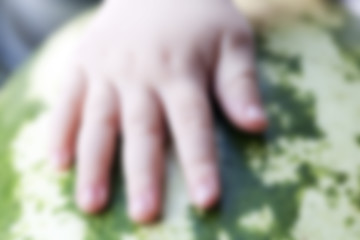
[50,0,267,223]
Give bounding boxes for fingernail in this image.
[245,105,266,122]
[79,188,95,208]
[131,198,147,219]
[51,150,69,170]
[194,178,218,208]
[195,185,214,207]
[78,186,107,212]
[130,191,155,221]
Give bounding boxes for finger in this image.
[49,66,85,170]
[158,80,220,209]
[76,80,118,214]
[120,85,165,223]
[215,32,267,133]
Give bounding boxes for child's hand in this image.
[50,0,267,223]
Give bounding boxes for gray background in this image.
[0,0,99,86]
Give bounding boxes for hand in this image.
[50,0,267,223]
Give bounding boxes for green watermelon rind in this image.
[1,4,360,240]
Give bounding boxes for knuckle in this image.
[85,90,118,128]
[180,109,209,130]
[225,69,256,86]
[129,121,162,138]
[218,70,257,99]
[126,111,162,137]
[86,108,118,129]
[231,31,253,49]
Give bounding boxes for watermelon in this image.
[1,1,360,239]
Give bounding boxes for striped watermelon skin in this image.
[1,2,360,240]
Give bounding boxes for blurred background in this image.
[0,0,100,86]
